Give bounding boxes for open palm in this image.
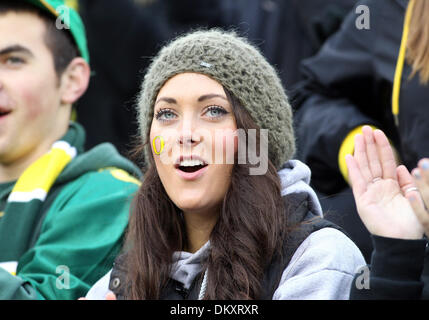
[345,126,424,240]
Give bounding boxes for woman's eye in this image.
[205,106,228,118]
[155,109,177,121]
[5,56,25,66]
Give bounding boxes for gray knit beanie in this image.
[137,29,295,169]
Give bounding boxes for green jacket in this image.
[0,122,141,299]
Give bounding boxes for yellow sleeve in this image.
[338,125,378,183]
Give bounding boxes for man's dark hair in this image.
[0,1,79,77]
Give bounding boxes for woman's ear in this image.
[59,57,90,105]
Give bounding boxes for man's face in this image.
[0,12,69,169]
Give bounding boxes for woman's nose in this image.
[177,131,201,146]
[177,116,201,146]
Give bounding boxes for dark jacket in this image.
[293,0,429,195]
[220,0,355,88]
[350,235,429,299]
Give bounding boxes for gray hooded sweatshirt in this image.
[86,160,366,300]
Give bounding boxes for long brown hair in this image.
[124,88,288,299]
[407,0,429,84]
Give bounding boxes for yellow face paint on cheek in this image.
[152,135,165,155]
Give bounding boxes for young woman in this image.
[85,29,365,300]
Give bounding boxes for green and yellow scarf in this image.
[0,122,85,264]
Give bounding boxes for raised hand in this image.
[345,126,424,240]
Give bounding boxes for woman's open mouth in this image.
[0,108,11,121]
[175,157,209,180]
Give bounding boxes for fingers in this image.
[354,133,373,183]
[354,126,396,183]
[373,129,397,180]
[407,191,429,236]
[362,126,383,180]
[346,154,366,197]
[397,165,419,197]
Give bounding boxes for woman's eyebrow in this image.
[155,94,228,105]
[198,94,228,102]
[155,97,177,105]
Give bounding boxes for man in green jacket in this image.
[0,0,141,299]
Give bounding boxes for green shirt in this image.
[0,181,14,213]
[0,123,141,300]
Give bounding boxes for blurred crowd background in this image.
[73,0,355,155]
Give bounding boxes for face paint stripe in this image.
[152,135,165,155]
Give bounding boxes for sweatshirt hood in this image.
[170,159,322,289]
[278,159,323,217]
[170,241,210,290]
